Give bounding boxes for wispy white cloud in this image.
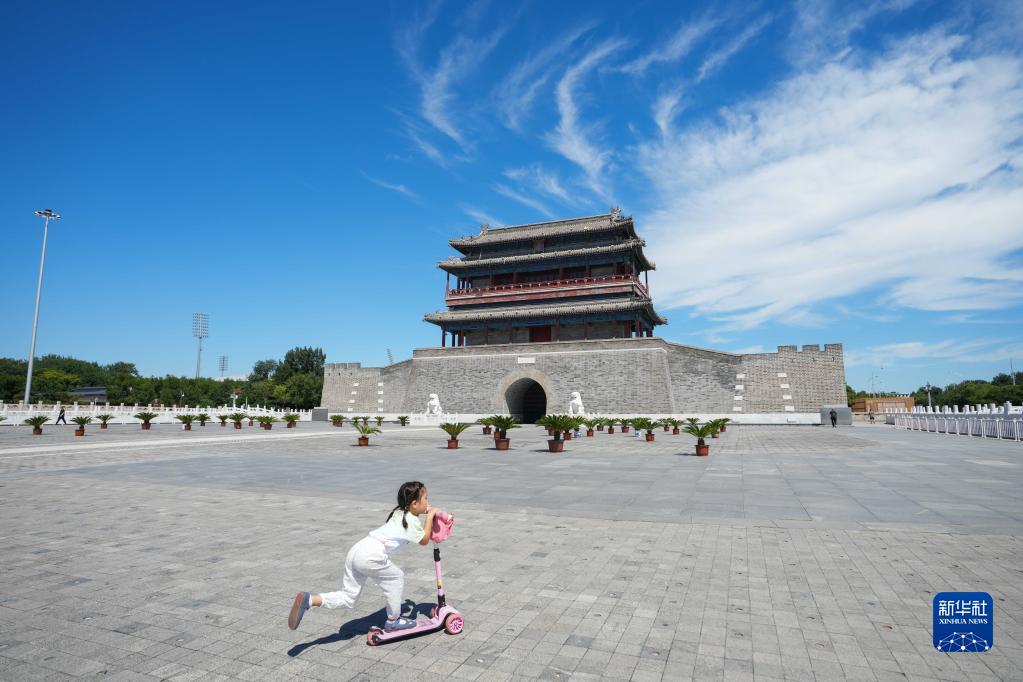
[788,0,919,66]
[460,204,504,227]
[361,172,418,199]
[494,23,595,132]
[492,183,554,217]
[695,14,773,83]
[397,1,509,157]
[638,29,1023,331]
[618,14,721,76]
[503,165,577,206]
[846,338,1023,367]
[548,38,628,198]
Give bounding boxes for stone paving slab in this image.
[1,424,1021,680]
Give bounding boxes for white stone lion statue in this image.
[568,391,585,416]
[426,394,443,416]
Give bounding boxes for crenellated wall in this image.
[320,339,846,417]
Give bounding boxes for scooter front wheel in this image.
[366,628,382,646]
[444,614,464,634]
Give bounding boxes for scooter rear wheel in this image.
[444,614,464,634]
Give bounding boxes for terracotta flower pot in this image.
[333,422,343,427]
[597,425,604,431]
[75,428,85,437]
[234,423,242,429]
[494,438,509,450]
[673,427,680,435]
[563,431,572,440]
[586,430,594,437]
[248,420,255,426]
[287,422,296,428]
[607,427,615,434]
[184,424,191,431]
[220,422,227,427]
[447,439,458,449]
[663,425,670,432]
[482,426,492,435]
[358,436,369,446]
[100,423,108,429]
[621,426,630,433]
[696,444,709,456]
[547,439,564,453]
[645,433,655,442]
[32,427,42,435]
[720,425,727,432]
[266,423,272,430]
[142,423,151,430]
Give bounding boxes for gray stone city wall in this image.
[321,361,411,414]
[320,339,846,416]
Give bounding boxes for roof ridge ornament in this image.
[610,206,622,221]
[480,223,489,234]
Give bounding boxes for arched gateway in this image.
[505,378,547,424]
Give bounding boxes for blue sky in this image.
[2,0,1021,394]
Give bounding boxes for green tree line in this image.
[847,371,1023,407]
[0,346,326,409]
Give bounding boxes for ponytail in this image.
[386,481,425,529]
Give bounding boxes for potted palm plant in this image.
[330,415,345,427]
[375,416,385,426]
[440,422,472,449]
[606,418,616,434]
[478,416,494,435]
[631,418,656,441]
[24,415,50,435]
[717,417,731,433]
[683,420,718,456]
[398,415,410,426]
[283,414,300,428]
[229,412,246,429]
[71,416,92,436]
[595,417,606,432]
[96,414,114,429]
[258,416,279,430]
[709,418,725,438]
[354,422,381,446]
[584,418,597,437]
[540,414,576,452]
[620,418,630,434]
[489,415,519,450]
[134,411,158,430]
[662,419,671,432]
[196,413,210,426]
[176,415,196,431]
[359,416,370,426]
[217,414,230,427]
[248,415,256,426]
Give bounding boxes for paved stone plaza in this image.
[1,423,1021,680]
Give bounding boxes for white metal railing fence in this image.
[0,402,312,425]
[887,414,1023,442]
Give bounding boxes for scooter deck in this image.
[366,607,463,645]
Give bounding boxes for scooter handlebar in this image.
[430,509,454,542]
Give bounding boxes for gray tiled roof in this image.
[439,239,655,272]
[449,210,635,252]
[424,298,667,325]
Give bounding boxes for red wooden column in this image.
[441,327,446,347]
[446,272,450,293]
[553,321,560,341]
[584,321,589,340]
[644,271,649,291]
[484,328,490,345]
[508,326,513,343]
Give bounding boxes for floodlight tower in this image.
[23,209,61,405]
[192,313,209,379]
[218,355,228,377]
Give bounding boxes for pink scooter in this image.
[366,509,464,645]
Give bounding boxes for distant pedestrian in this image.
[868,411,875,424]
[55,406,67,425]
[829,409,837,428]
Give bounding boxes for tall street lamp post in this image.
[24,209,61,405]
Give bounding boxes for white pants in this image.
[320,537,404,620]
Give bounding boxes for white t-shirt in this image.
[368,510,426,553]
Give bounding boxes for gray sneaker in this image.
[383,616,417,632]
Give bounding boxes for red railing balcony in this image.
[446,274,648,306]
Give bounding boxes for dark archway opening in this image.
[505,379,547,424]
